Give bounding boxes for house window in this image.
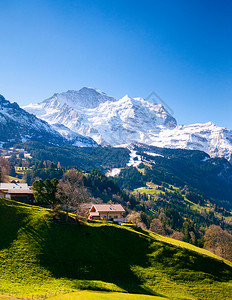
[114,216,118,219]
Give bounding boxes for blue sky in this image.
[0,0,232,128]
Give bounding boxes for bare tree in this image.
[57,169,90,222]
[203,225,232,262]
[149,218,166,236]
[127,211,147,230]
[170,231,184,241]
[0,157,10,182]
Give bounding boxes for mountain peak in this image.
[120,94,132,102]
[80,87,104,94]
[44,87,116,109]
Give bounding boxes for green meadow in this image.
[0,198,231,299]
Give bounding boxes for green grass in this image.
[7,176,24,183]
[0,198,232,299]
[49,290,166,299]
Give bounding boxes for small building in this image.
[0,182,34,203]
[88,204,125,222]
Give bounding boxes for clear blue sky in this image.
[0,0,232,128]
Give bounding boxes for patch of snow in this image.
[107,168,121,177]
[201,157,210,162]
[144,152,164,158]
[127,150,142,167]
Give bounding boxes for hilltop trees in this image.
[57,169,91,221]
[32,169,91,221]
[32,178,59,208]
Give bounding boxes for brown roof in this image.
[7,189,33,194]
[92,204,125,213]
[89,212,100,216]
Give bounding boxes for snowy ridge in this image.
[0,94,97,147]
[0,94,65,145]
[23,87,232,162]
[51,123,98,147]
[150,122,232,162]
[23,87,176,146]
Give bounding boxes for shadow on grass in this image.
[37,221,165,296]
[0,200,29,250]
[4,204,231,297]
[37,218,232,295]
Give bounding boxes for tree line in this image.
[32,169,90,222]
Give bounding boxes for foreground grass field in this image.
[0,198,232,299]
[49,290,166,299]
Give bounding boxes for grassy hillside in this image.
[49,290,166,299]
[0,199,232,299]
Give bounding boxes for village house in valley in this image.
[0,181,34,203]
[88,204,125,222]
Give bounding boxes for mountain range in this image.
[23,87,232,162]
[0,87,232,163]
[0,94,97,147]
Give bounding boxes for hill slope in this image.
[0,199,232,299]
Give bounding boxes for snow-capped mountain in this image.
[52,123,98,147]
[24,87,177,145]
[0,94,97,147]
[23,87,232,162]
[149,122,232,162]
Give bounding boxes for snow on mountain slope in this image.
[51,123,98,147]
[150,122,232,162]
[0,94,66,146]
[23,87,232,162]
[24,88,176,145]
[0,94,97,148]
[127,149,142,167]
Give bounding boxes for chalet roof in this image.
[7,189,33,194]
[0,183,29,190]
[89,212,100,216]
[92,204,125,213]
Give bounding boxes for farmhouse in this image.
[88,204,125,222]
[0,182,34,203]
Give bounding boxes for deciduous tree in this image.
[203,225,232,261]
[57,169,90,222]
[32,178,59,209]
